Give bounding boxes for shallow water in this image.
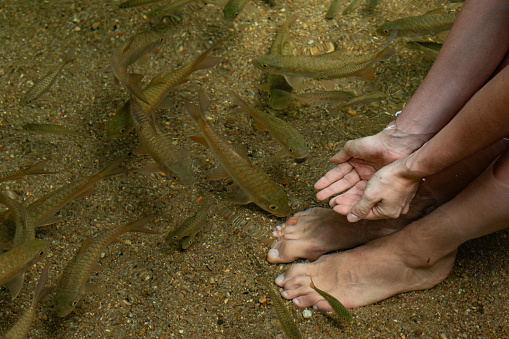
[1,0,508,338]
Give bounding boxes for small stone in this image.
[302,309,312,319]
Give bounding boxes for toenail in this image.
[272,230,277,237]
[313,305,318,310]
[268,248,279,259]
[293,298,300,305]
[275,274,284,284]
[281,291,288,298]
[276,225,282,231]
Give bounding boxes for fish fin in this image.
[243,2,259,15]
[124,214,160,235]
[157,96,174,110]
[37,215,62,227]
[206,166,229,181]
[32,265,53,306]
[77,238,92,256]
[268,140,279,147]
[232,144,251,163]
[136,161,162,174]
[353,67,376,81]
[425,8,446,15]
[374,47,394,61]
[90,263,103,273]
[185,102,202,122]
[316,49,344,59]
[227,189,252,205]
[269,89,292,108]
[96,155,129,179]
[125,73,150,104]
[84,282,106,294]
[26,160,56,176]
[149,73,165,86]
[318,79,337,91]
[5,273,25,300]
[284,75,306,90]
[76,188,96,200]
[189,135,209,148]
[134,143,148,156]
[192,43,222,71]
[229,91,250,112]
[254,121,268,132]
[137,54,150,65]
[62,46,76,65]
[198,90,211,115]
[436,30,449,42]
[256,82,270,92]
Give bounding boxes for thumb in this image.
[347,195,376,222]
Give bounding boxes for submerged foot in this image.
[274,230,456,311]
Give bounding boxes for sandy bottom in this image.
[1,0,508,337]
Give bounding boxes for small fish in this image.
[27,156,128,227]
[0,160,55,183]
[165,197,211,249]
[230,92,309,160]
[107,45,221,139]
[334,91,386,111]
[130,97,195,185]
[253,47,392,82]
[325,0,342,19]
[2,265,54,339]
[271,89,356,108]
[22,123,89,137]
[310,277,352,321]
[223,0,249,20]
[110,31,164,104]
[20,48,75,106]
[119,0,167,8]
[261,278,302,339]
[0,239,49,294]
[0,192,36,249]
[406,41,442,58]
[54,215,159,317]
[106,100,133,139]
[146,0,197,19]
[185,91,290,217]
[376,9,457,39]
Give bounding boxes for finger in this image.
[314,162,354,190]
[329,148,351,164]
[346,184,379,222]
[315,169,360,201]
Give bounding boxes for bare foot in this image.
[274,230,457,311]
[267,189,436,264]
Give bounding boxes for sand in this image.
[0,0,508,338]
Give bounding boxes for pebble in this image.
[302,309,313,319]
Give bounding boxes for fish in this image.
[118,0,167,8]
[130,97,195,185]
[185,90,291,217]
[0,192,36,249]
[0,160,55,183]
[146,0,198,19]
[107,44,221,139]
[22,123,89,137]
[0,239,49,297]
[333,91,386,111]
[2,265,54,339]
[19,48,75,106]
[325,0,342,19]
[27,156,128,227]
[376,9,457,39]
[110,31,164,104]
[406,41,442,58]
[165,197,211,249]
[54,215,159,317]
[253,47,393,82]
[270,89,356,108]
[262,15,298,109]
[310,277,352,321]
[229,92,309,160]
[106,100,133,139]
[260,278,302,339]
[223,0,249,20]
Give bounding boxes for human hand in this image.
[332,155,424,221]
[315,121,427,202]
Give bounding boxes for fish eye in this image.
[269,204,277,210]
[289,148,295,153]
[261,64,268,68]
[38,250,44,255]
[384,29,390,34]
[119,128,126,133]
[71,300,77,306]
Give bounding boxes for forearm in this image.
[396,0,509,135]
[406,64,509,176]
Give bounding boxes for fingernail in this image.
[276,225,282,231]
[281,291,288,298]
[293,298,300,305]
[347,213,359,222]
[272,230,277,237]
[275,274,284,284]
[268,248,279,259]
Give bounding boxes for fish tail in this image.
[125,73,150,104]
[270,89,292,105]
[374,46,394,61]
[63,46,77,65]
[123,215,160,235]
[192,43,222,71]
[184,101,202,122]
[229,91,251,112]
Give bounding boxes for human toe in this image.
[266,240,309,264]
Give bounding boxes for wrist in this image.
[380,120,434,155]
